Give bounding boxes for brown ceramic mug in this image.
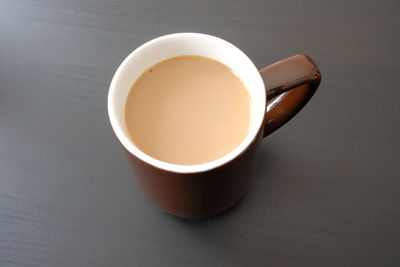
[108,33,321,218]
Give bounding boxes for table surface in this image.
[1,0,400,266]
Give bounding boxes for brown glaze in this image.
[260,54,321,137]
[125,129,263,218]
[122,54,321,218]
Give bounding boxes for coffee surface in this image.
[125,56,251,165]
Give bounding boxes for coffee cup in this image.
[108,33,321,218]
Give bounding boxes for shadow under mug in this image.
[108,33,321,218]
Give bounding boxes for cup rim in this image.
[108,33,266,173]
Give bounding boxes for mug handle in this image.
[260,54,321,137]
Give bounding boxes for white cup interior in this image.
[108,33,266,173]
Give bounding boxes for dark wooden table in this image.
[1,0,399,266]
